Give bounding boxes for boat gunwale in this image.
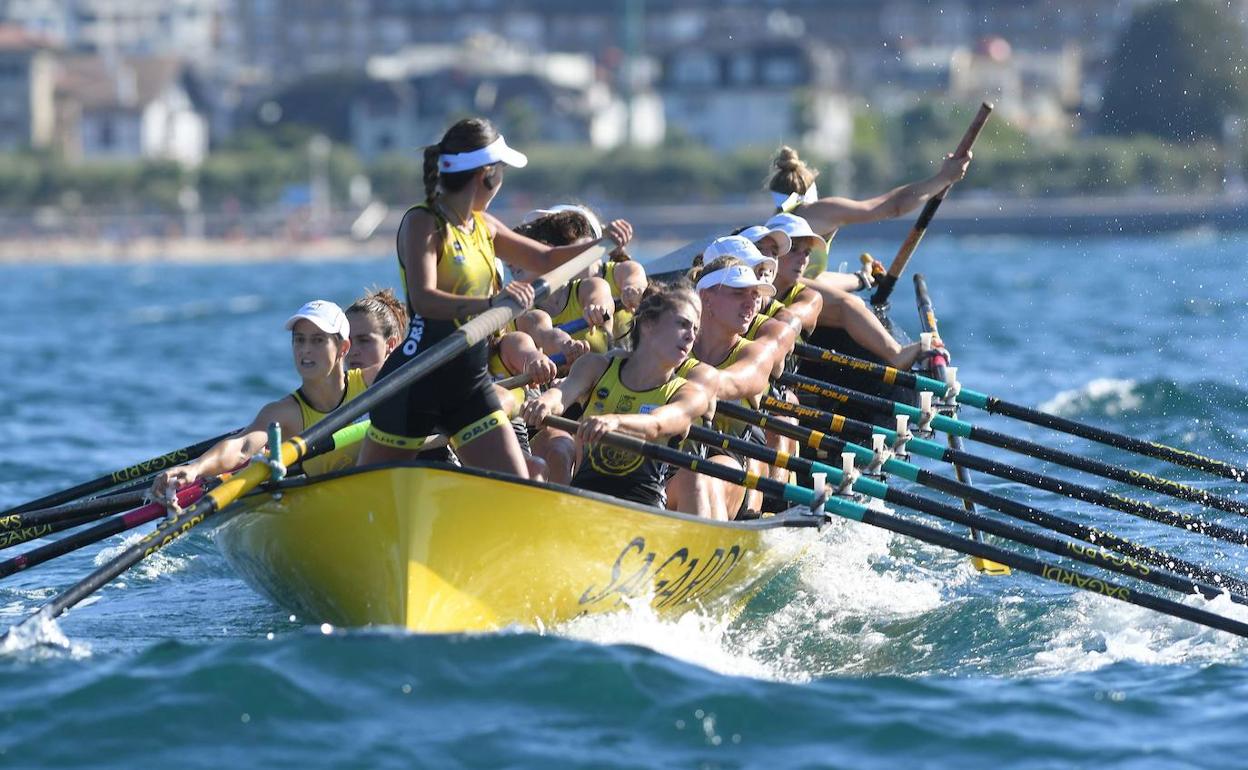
[221,459,824,532]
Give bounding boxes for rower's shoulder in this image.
[243,394,304,436]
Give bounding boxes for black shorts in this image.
[367,316,505,450]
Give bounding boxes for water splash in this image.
[1039,378,1143,417]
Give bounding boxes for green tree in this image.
[1100,0,1248,142]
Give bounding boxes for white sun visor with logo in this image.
[439,135,529,173]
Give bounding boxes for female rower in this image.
[666,257,794,520]
[762,211,928,370]
[356,117,631,478]
[762,146,968,368]
[344,287,407,383]
[512,209,615,356]
[522,203,647,343]
[520,282,709,508]
[694,240,807,512]
[151,299,366,497]
[767,144,971,250]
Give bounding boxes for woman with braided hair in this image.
[356,117,632,478]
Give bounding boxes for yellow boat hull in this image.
[213,463,815,634]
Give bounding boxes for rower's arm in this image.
[488,212,633,275]
[497,330,545,374]
[796,153,970,231]
[399,208,492,320]
[753,316,799,378]
[576,276,614,328]
[610,260,647,311]
[775,287,822,336]
[521,353,611,425]
[714,338,780,402]
[151,398,301,496]
[803,272,860,293]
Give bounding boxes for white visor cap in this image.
[695,264,777,297]
[439,135,529,173]
[285,300,350,339]
[737,225,792,258]
[702,235,778,274]
[521,203,603,239]
[764,212,827,252]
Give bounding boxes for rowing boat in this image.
[211,462,818,633]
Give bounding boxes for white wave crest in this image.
[93,530,192,581]
[1038,378,1142,417]
[1027,588,1248,675]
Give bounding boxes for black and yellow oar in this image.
[909,274,1001,572]
[760,394,1248,548]
[781,371,1248,518]
[795,310,1248,488]
[714,399,1248,595]
[1,431,233,518]
[2,241,615,640]
[1,490,148,533]
[0,420,369,582]
[544,415,1248,638]
[0,480,213,581]
[683,421,1245,603]
[869,102,993,307]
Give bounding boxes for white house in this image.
[55,55,208,166]
[656,36,853,159]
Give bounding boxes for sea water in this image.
[2,230,1248,768]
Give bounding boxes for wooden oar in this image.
[544,415,1248,639]
[793,333,1248,485]
[781,371,1248,518]
[869,102,993,307]
[911,274,1007,575]
[2,240,616,641]
[683,421,1243,603]
[712,400,1248,595]
[1,431,233,517]
[759,394,1248,548]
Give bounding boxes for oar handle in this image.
[871,102,993,306]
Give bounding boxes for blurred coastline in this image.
[6,190,1246,264]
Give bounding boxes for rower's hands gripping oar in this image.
[2,237,619,641]
[870,102,992,307]
[545,414,1248,639]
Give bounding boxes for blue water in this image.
[4,229,1248,767]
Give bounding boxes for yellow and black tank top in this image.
[550,278,610,353]
[760,283,805,319]
[399,202,499,326]
[294,367,368,476]
[571,356,686,507]
[682,337,753,437]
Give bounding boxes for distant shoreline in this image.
[2,192,1246,264]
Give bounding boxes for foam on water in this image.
[1039,377,1143,417]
